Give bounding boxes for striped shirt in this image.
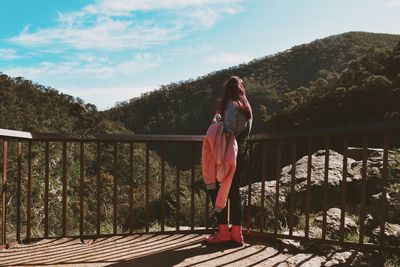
[223,101,252,137]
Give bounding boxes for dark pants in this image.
[208,128,249,225]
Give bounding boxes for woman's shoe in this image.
[204,224,231,244]
[230,225,244,245]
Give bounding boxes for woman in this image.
[205,75,253,245]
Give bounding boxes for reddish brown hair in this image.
[220,76,252,119]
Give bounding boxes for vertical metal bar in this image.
[96,142,101,236]
[79,142,84,240]
[129,142,134,234]
[62,141,67,237]
[339,135,348,243]
[27,142,32,242]
[289,139,297,237]
[2,140,7,245]
[260,141,267,233]
[160,143,165,232]
[246,143,254,233]
[16,142,22,242]
[145,143,150,233]
[359,134,368,244]
[380,132,389,246]
[322,137,330,240]
[274,140,282,236]
[190,143,195,231]
[44,141,49,238]
[305,138,312,239]
[176,142,181,231]
[205,188,210,230]
[113,142,118,235]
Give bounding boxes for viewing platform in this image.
[1,122,400,266]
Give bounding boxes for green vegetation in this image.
[267,41,400,130]
[105,32,400,134]
[1,32,400,267]
[0,74,128,134]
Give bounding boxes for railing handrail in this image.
[1,120,400,142]
[249,120,400,141]
[0,129,204,142]
[1,121,399,254]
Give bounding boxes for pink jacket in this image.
[202,122,238,212]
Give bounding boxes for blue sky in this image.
[1,0,400,110]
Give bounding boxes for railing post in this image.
[305,138,312,239]
[339,135,348,243]
[129,142,134,234]
[145,143,149,233]
[96,142,102,237]
[176,142,181,231]
[113,142,118,235]
[380,132,389,248]
[190,143,195,231]
[79,142,84,241]
[205,187,210,230]
[274,140,282,236]
[260,141,267,233]
[2,140,7,245]
[359,134,368,244]
[289,139,297,237]
[246,143,253,233]
[27,142,32,242]
[62,141,67,237]
[16,142,22,242]
[322,136,330,240]
[44,141,49,238]
[160,143,165,233]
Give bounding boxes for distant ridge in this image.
[104,31,400,134]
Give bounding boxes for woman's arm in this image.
[223,101,237,135]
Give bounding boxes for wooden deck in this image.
[0,234,289,266]
[0,234,377,266]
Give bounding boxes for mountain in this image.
[104,31,400,135]
[0,74,128,134]
[267,40,400,130]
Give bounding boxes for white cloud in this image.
[9,17,182,50]
[8,0,245,51]
[386,0,400,7]
[3,53,161,79]
[96,0,244,14]
[205,52,251,65]
[0,48,24,60]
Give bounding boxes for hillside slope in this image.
[267,41,400,130]
[105,31,400,134]
[0,74,129,134]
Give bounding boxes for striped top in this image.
[223,100,252,137]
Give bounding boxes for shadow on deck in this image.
[0,234,377,267]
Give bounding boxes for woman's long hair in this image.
[220,76,252,119]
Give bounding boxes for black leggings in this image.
[208,136,249,225]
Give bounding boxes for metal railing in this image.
[1,121,399,254]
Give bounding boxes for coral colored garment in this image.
[202,122,238,212]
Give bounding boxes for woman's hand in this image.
[212,113,222,124]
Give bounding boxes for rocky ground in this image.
[240,147,400,259]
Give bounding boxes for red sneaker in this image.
[231,225,244,245]
[204,224,231,244]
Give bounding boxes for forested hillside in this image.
[267,41,400,129]
[105,32,400,135]
[1,31,400,241]
[0,74,128,134]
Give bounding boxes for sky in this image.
[1,0,400,110]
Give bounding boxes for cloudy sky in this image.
[1,0,400,110]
